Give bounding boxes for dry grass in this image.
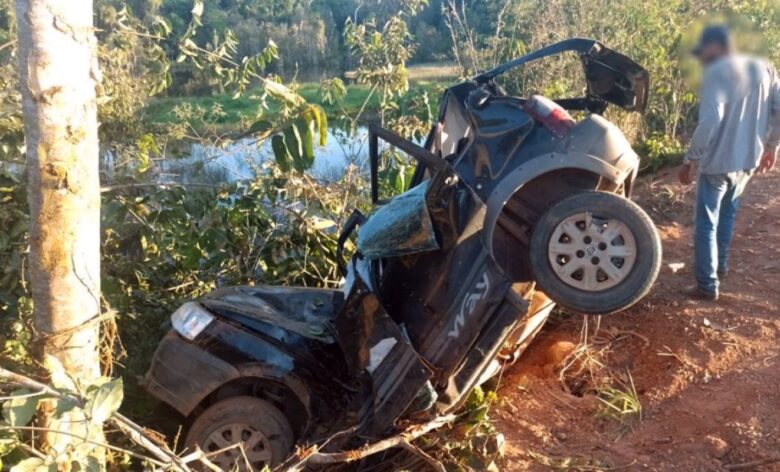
[526,450,615,471]
[556,318,644,436]
[596,370,642,436]
[557,317,610,395]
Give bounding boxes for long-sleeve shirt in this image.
[686,54,780,175]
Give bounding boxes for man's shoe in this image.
[682,285,719,301]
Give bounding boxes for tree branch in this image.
[0,367,190,471]
[100,182,222,193]
[0,39,16,53]
[0,425,170,467]
[276,414,457,472]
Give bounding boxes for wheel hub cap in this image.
[547,211,637,292]
[203,423,273,471]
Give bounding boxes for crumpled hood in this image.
[199,285,343,343]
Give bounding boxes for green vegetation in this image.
[596,370,643,436]
[2,0,780,469]
[143,79,450,130]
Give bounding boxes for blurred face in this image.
[697,43,729,66]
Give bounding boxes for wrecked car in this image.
[143,38,662,470]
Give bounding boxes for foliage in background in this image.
[3,0,780,469]
[0,0,358,467]
[0,170,28,366]
[444,0,780,165]
[102,170,368,399]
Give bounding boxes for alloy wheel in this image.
[547,211,637,291]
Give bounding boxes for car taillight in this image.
[522,95,576,138]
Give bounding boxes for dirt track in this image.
[495,168,780,471]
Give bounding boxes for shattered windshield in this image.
[357,181,439,258]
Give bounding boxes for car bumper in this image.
[142,330,240,416]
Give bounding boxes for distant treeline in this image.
[118,0,454,91]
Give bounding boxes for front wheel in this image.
[529,191,662,314]
[185,396,294,471]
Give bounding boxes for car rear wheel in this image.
[529,191,661,314]
[186,396,294,471]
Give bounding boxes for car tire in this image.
[529,191,661,314]
[185,396,294,471]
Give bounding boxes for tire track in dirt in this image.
[495,168,780,471]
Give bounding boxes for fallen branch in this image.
[0,366,189,471]
[179,446,227,471]
[0,425,170,468]
[276,413,457,472]
[100,182,222,193]
[400,442,446,472]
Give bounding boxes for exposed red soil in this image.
[495,168,780,471]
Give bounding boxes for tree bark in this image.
[14,0,102,455]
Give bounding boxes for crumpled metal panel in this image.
[200,285,342,343]
[356,181,439,259]
[375,170,529,411]
[335,276,433,437]
[143,331,240,415]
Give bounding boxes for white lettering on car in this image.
[448,272,490,338]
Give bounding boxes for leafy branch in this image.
[0,362,190,471]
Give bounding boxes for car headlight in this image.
[171,302,214,340]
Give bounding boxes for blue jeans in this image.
[694,171,752,294]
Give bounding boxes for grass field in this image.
[143,63,460,131]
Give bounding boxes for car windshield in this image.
[356,181,439,258]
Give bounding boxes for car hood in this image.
[199,286,343,343]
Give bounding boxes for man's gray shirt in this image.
[686,54,780,175]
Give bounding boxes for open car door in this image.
[473,38,650,113]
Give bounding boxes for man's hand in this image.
[758,148,777,175]
[679,160,698,185]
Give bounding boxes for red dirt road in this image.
[495,169,780,471]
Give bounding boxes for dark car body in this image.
[144,38,651,455]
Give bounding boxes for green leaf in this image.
[271,135,291,172]
[52,396,79,417]
[136,134,160,175]
[312,106,328,146]
[76,455,102,472]
[191,0,204,19]
[247,120,273,137]
[284,125,304,172]
[0,433,19,455]
[84,378,123,424]
[182,38,198,51]
[297,118,315,170]
[2,389,38,427]
[10,457,44,472]
[152,16,172,36]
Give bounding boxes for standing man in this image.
[679,25,780,301]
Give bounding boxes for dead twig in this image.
[100,182,222,193]
[400,442,446,472]
[276,414,457,472]
[179,446,228,471]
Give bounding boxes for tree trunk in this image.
[14,0,102,456]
